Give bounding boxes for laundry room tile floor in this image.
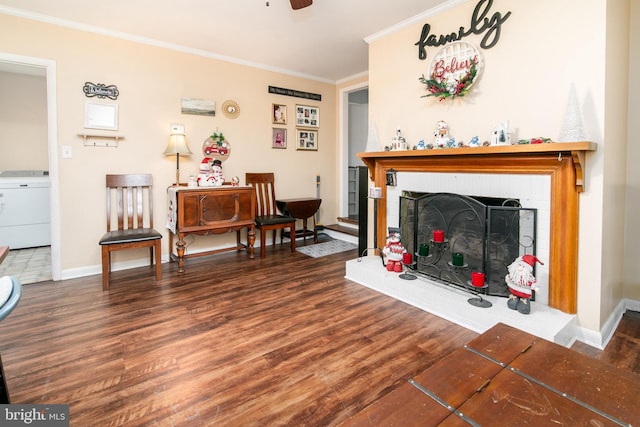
[0,246,51,284]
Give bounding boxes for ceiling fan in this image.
[290,0,313,10]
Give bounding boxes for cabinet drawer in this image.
[177,187,255,231]
[200,190,253,225]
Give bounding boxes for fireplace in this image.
[357,142,597,314]
[398,192,537,297]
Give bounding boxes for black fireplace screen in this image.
[399,192,537,297]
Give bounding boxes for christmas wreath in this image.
[419,59,478,101]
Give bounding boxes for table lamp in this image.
[164,131,192,186]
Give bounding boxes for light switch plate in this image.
[62,145,73,159]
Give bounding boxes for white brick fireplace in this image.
[387,171,551,305]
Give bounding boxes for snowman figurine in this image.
[210,159,225,187]
[383,230,407,272]
[434,120,450,149]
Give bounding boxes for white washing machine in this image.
[0,170,51,249]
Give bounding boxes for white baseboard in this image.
[569,298,640,350]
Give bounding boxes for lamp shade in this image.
[163,133,192,156]
[164,133,192,186]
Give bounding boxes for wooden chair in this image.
[98,174,162,290]
[246,173,296,258]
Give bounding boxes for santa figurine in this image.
[197,157,213,186]
[505,254,544,314]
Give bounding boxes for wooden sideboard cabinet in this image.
[168,186,256,273]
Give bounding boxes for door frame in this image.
[0,52,60,281]
[338,81,368,219]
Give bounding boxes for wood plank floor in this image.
[0,244,478,426]
[571,309,640,375]
[1,242,638,426]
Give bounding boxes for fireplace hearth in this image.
[399,192,537,297]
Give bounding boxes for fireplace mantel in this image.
[358,141,597,314]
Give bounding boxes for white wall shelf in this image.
[77,133,123,147]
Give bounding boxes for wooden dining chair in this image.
[98,174,162,290]
[246,173,296,258]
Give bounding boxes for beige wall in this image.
[623,0,640,302]
[367,0,632,332]
[0,14,338,273]
[600,0,631,330]
[0,71,48,172]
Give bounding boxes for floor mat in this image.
[296,239,357,258]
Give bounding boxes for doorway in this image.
[339,83,368,221]
[0,53,60,282]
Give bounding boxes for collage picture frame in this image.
[295,104,319,128]
[296,129,318,151]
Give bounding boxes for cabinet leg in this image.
[176,239,186,273]
[248,227,255,259]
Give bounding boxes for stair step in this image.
[337,216,358,226]
[323,223,359,237]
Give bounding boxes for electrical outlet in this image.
[62,145,73,159]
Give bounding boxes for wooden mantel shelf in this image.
[357,141,598,315]
[358,141,596,192]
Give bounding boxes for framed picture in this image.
[272,128,287,149]
[272,103,287,124]
[181,97,216,116]
[296,129,318,151]
[84,101,119,130]
[295,104,319,128]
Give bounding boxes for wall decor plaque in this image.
[83,82,119,100]
[419,41,483,101]
[414,0,511,61]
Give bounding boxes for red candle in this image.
[471,272,485,287]
[403,252,413,264]
[433,229,445,243]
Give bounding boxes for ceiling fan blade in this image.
[290,0,312,10]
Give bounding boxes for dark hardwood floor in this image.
[571,309,640,375]
[1,241,638,426]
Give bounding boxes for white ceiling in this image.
[0,0,456,82]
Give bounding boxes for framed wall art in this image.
[296,129,317,151]
[181,97,216,116]
[295,104,319,128]
[272,128,287,149]
[272,104,287,124]
[84,101,119,130]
